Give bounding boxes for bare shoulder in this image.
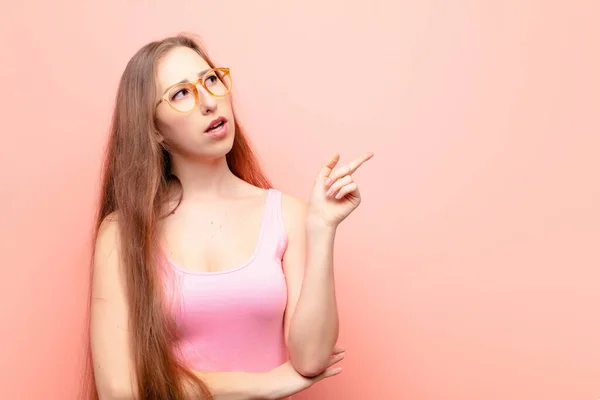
[281,192,308,213]
[280,192,308,235]
[92,212,124,287]
[95,212,120,255]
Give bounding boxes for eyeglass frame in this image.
[155,67,232,113]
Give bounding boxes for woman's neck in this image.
[170,155,239,201]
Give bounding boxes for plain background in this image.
[1,1,599,399]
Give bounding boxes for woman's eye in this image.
[172,88,190,100]
[205,74,218,85]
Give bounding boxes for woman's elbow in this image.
[291,356,330,378]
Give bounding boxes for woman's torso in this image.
[161,188,290,373]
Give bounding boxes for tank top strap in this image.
[257,188,288,258]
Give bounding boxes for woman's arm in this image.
[197,360,342,400]
[192,371,268,400]
[282,152,372,378]
[90,216,342,400]
[281,195,339,378]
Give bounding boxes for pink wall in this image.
[1,1,598,399]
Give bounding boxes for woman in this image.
[88,32,373,399]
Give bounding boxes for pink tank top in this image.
[168,189,290,376]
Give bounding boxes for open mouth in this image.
[206,117,226,132]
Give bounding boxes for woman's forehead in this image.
[157,47,210,92]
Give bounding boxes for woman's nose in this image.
[196,83,217,113]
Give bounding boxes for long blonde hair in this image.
[83,33,271,399]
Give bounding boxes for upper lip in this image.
[205,117,227,132]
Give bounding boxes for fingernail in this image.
[326,188,334,197]
[325,178,332,187]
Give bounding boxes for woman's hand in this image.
[307,152,374,229]
[263,345,345,399]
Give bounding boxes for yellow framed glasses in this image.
[156,67,232,113]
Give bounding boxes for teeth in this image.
[210,121,223,130]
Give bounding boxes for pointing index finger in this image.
[347,152,374,174]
